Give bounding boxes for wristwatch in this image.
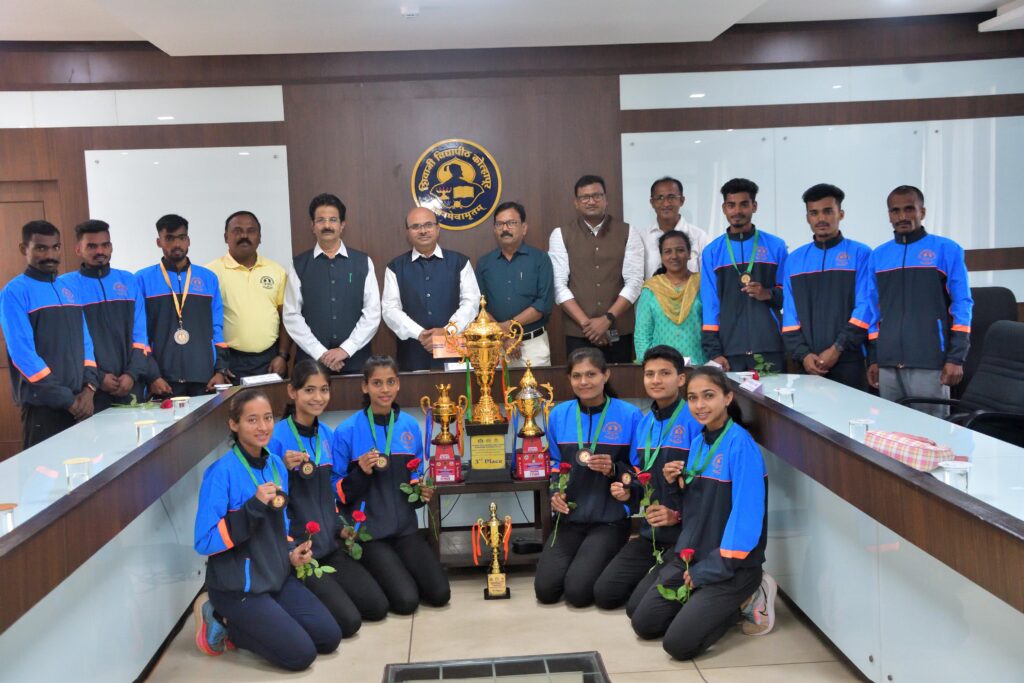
[276,350,291,362]
[604,312,617,326]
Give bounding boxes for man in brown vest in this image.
[548,175,644,363]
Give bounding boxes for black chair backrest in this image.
[959,320,1024,414]
[956,287,1018,399]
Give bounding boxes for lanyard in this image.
[233,444,281,488]
[685,419,733,484]
[575,399,610,452]
[642,400,686,472]
[366,407,396,456]
[159,262,192,326]
[286,416,321,465]
[724,230,759,279]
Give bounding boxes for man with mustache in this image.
[475,201,554,367]
[284,193,380,374]
[0,220,99,447]
[58,220,150,410]
[640,177,710,278]
[781,184,873,390]
[700,178,789,372]
[207,211,293,381]
[136,214,229,397]
[867,186,972,417]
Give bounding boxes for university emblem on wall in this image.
[411,138,502,230]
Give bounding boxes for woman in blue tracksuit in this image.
[330,355,451,615]
[534,347,641,607]
[629,366,775,660]
[193,388,341,671]
[593,345,702,612]
[268,360,388,637]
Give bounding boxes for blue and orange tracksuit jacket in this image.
[701,227,789,360]
[782,233,874,364]
[269,417,339,561]
[674,421,767,588]
[625,397,703,547]
[547,397,641,525]
[58,264,150,386]
[0,266,98,409]
[867,227,973,370]
[194,446,292,594]
[135,259,229,384]
[329,406,426,541]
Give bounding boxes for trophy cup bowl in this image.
[504,361,555,438]
[420,384,466,445]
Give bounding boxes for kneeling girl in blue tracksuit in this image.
[193,387,341,671]
[534,347,641,608]
[629,366,775,660]
[330,355,451,615]
[269,360,389,637]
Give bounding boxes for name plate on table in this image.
[739,378,764,395]
[466,423,511,482]
[241,373,283,386]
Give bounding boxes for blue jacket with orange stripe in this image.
[673,421,767,588]
[0,267,99,410]
[136,259,228,384]
[58,264,150,385]
[329,406,426,541]
[867,227,972,369]
[194,445,292,594]
[701,227,789,360]
[781,233,873,364]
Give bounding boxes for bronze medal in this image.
[270,489,288,510]
[173,327,190,345]
[299,460,316,479]
[620,471,633,486]
[576,449,592,465]
[375,455,389,470]
[740,273,752,285]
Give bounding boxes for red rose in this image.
[636,472,652,486]
[679,548,695,563]
[352,510,367,523]
[305,521,321,535]
[406,457,422,471]
[160,399,172,409]
[751,371,760,380]
[559,462,573,474]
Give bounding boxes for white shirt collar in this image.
[583,217,606,234]
[411,244,444,261]
[313,241,349,259]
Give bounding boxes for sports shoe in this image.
[193,593,229,656]
[741,572,777,636]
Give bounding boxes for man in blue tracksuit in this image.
[782,184,873,390]
[701,178,789,372]
[867,186,973,418]
[58,220,150,411]
[0,220,99,447]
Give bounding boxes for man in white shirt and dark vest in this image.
[283,193,380,375]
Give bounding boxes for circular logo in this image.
[411,138,502,231]
[113,281,129,294]
[918,249,937,265]
[190,276,205,292]
[61,287,75,303]
[259,275,275,290]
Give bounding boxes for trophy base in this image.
[466,423,511,483]
[485,572,510,600]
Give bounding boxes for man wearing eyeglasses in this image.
[381,206,480,371]
[283,193,381,374]
[548,174,644,363]
[475,201,555,367]
[640,177,711,278]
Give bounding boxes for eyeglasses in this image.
[495,220,521,229]
[576,192,606,203]
[651,194,682,202]
[314,217,341,225]
[408,221,438,232]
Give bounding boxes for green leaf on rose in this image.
[321,565,336,574]
[351,544,363,560]
[399,483,413,494]
[656,584,677,601]
[408,493,419,502]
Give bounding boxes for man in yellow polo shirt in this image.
[207,210,293,380]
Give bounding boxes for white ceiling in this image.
[0,0,1013,57]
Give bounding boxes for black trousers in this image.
[152,380,209,398]
[824,359,868,391]
[227,344,278,381]
[534,519,630,607]
[725,352,785,373]
[631,560,762,660]
[360,533,450,615]
[565,335,634,365]
[208,575,341,672]
[21,404,76,450]
[593,535,673,612]
[304,546,389,633]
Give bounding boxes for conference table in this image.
[0,367,1020,682]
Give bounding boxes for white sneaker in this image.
[741,572,777,636]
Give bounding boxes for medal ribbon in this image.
[159,262,192,328]
[365,407,396,456]
[684,419,733,485]
[575,399,610,453]
[724,229,760,280]
[232,445,282,488]
[642,400,686,472]
[286,416,321,465]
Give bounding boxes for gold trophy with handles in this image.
[472,502,513,599]
[419,384,468,483]
[504,362,555,480]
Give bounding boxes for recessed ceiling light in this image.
[726,128,734,132]
[832,84,843,89]
[156,115,175,121]
[238,151,250,156]
[694,139,702,144]
[153,161,160,165]
[689,93,705,99]
[120,151,129,155]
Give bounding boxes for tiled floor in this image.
[147,572,864,682]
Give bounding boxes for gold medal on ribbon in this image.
[270,489,288,510]
[375,454,389,470]
[173,327,190,345]
[620,471,633,486]
[160,262,193,347]
[299,460,316,479]
[740,273,752,285]
[576,449,592,465]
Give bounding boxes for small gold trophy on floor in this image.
[472,502,513,599]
